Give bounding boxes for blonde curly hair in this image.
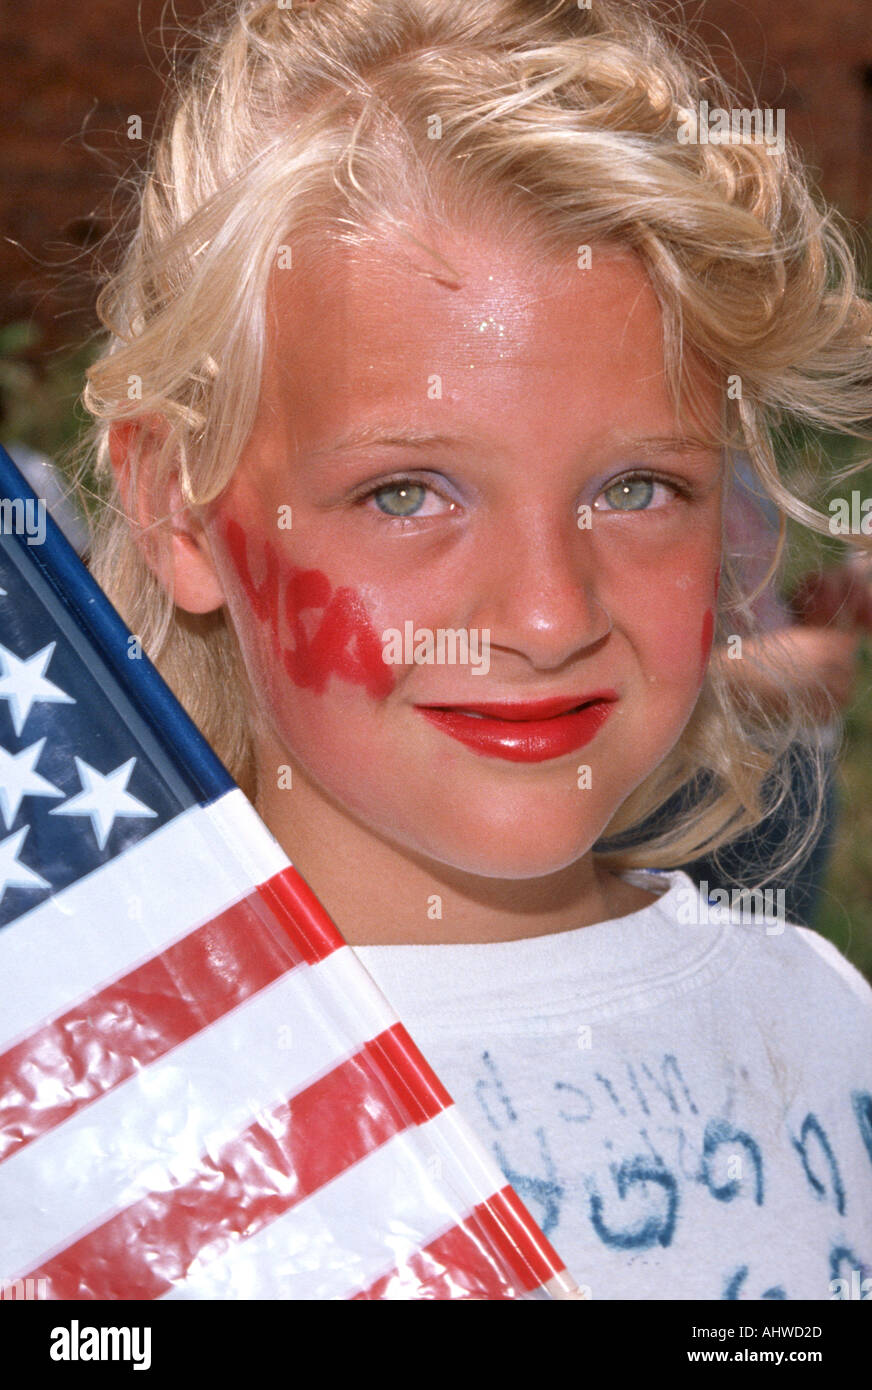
[75,0,872,885]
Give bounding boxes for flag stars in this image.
[0,825,51,902]
[0,738,64,827]
[50,757,157,851]
[0,641,74,737]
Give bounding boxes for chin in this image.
[395,813,611,882]
[352,771,628,878]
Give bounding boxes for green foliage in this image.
[816,643,872,978]
[0,322,98,464]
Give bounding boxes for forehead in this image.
[256,225,711,451]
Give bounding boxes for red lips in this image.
[416,693,618,762]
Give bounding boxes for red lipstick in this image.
[416,693,618,762]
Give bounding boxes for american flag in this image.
[0,442,581,1301]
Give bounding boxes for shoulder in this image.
[736,911,872,1024]
[792,924,872,1010]
[649,870,872,1021]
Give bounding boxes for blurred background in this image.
[1,0,871,969]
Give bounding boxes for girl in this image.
[79,0,872,1298]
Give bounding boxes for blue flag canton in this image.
[0,544,197,929]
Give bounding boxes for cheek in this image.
[645,603,708,681]
[700,608,715,672]
[220,518,395,701]
[611,546,718,690]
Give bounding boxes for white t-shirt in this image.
[353,870,872,1301]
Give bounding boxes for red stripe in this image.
[25,1023,448,1299]
[352,1186,567,1300]
[256,865,346,963]
[474,1184,568,1288]
[365,1022,453,1123]
[0,884,320,1165]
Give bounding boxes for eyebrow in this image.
[620,435,723,458]
[309,427,474,456]
[311,427,722,457]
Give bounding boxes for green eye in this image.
[602,478,656,511]
[373,483,427,516]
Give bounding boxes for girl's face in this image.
[199,228,723,880]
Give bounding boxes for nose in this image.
[468,504,612,671]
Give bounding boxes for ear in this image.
[108,419,226,614]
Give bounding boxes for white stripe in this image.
[1,946,399,1275]
[199,789,294,885]
[0,789,290,1051]
[162,1106,505,1300]
[307,942,401,1042]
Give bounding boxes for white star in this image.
[49,756,156,850]
[0,825,51,903]
[0,641,74,737]
[0,738,64,827]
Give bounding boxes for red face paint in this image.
[224,519,394,699]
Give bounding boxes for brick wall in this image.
[696,0,872,220]
[1,0,202,355]
[2,0,871,359]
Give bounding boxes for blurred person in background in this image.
[678,458,872,925]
